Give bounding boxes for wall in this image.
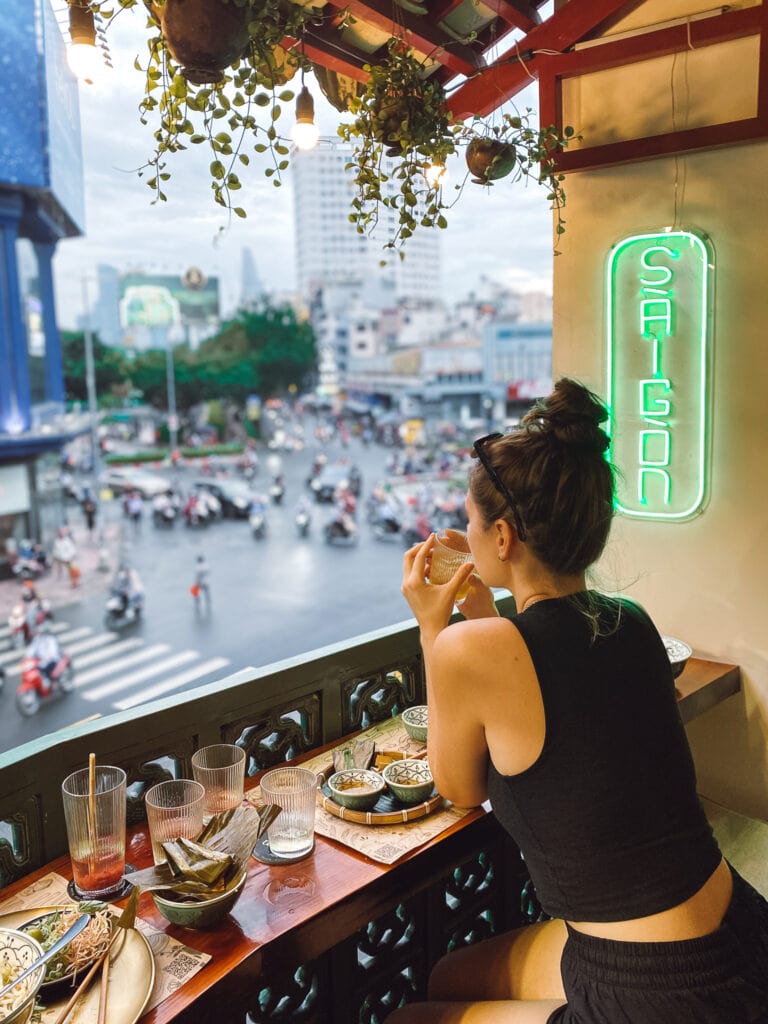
[552,6,768,818]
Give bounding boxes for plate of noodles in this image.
[19,905,112,1000]
[0,907,154,1024]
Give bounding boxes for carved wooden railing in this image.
[0,599,532,1023]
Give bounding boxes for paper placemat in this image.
[0,871,211,1011]
[248,716,473,865]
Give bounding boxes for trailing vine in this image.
[91,0,314,217]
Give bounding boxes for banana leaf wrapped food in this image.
[130,802,281,902]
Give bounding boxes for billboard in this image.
[119,272,220,332]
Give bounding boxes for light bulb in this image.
[424,162,448,189]
[292,119,320,150]
[67,3,103,84]
[67,42,103,84]
[291,85,319,151]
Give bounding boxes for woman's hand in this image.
[456,575,499,620]
[401,535,476,644]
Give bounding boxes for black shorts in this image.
[548,867,768,1024]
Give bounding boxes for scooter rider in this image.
[28,623,62,697]
[112,564,144,615]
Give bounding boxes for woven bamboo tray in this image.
[316,751,443,825]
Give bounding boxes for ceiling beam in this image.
[448,0,644,119]
[431,0,541,33]
[323,0,484,77]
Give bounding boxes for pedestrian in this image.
[82,493,97,538]
[394,378,768,1024]
[126,491,144,533]
[192,554,211,612]
[52,527,76,581]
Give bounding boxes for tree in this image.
[61,331,129,404]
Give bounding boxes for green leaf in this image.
[239,153,250,165]
[210,161,226,180]
[234,207,247,219]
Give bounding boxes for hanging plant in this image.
[80,1,578,245]
[338,39,460,254]
[339,39,577,254]
[462,112,578,245]
[91,0,315,217]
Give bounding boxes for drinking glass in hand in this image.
[62,765,127,898]
[145,779,205,865]
[260,767,317,860]
[429,530,473,600]
[191,744,246,823]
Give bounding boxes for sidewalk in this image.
[0,520,123,622]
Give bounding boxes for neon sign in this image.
[606,229,713,521]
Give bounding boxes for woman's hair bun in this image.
[522,378,610,454]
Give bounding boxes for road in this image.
[0,435,463,753]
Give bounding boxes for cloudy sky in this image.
[52,9,556,329]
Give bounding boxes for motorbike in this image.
[152,501,177,527]
[269,479,285,505]
[8,599,51,648]
[11,542,49,580]
[372,511,402,541]
[104,589,144,630]
[15,652,75,716]
[249,509,267,540]
[324,513,358,545]
[295,507,311,537]
[184,498,210,528]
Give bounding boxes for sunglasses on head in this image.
[473,433,527,542]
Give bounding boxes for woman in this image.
[393,379,768,1024]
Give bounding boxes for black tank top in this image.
[486,594,721,921]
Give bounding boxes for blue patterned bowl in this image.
[401,706,428,743]
[328,769,386,811]
[382,759,434,805]
[0,927,45,1024]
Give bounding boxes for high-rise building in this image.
[291,140,441,305]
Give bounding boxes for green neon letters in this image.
[606,229,712,520]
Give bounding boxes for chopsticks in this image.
[52,888,138,1024]
[97,954,109,1024]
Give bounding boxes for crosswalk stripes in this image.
[73,644,171,689]
[1,619,231,712]
[114,657,230,711]
[82,650,195,700]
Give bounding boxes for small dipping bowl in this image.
[382,759,434,805]
[0,927,45,1024]
[662,636,692,679]
[327,769,386,811]
[151,868,247,930]
[401,705,428,743]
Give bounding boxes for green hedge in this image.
[104,443,247,465]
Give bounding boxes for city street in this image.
[0,434,465,753]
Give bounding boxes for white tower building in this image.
[291,139,441,305]
[292,139,443,395]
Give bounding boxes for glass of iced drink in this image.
[62,765,127,898]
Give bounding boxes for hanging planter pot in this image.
[312,65,365,114]
[147,0,252,84]
[466,137,517,185]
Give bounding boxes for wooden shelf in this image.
[676,657,740,724]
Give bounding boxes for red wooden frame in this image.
[537,4,768,172]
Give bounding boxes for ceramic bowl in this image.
[151,868,247,929]
[401,705,428,743]
[381,759,434,805]
[327,768,386,811]
[662,636,692,679]
[0,927,45,1024]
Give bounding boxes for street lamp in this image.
[165,338,179,451]
[81,276,100,482]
